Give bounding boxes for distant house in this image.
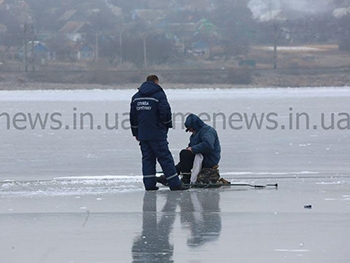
[0,45,18,61]
[196,19,218,34]
[58,9,86,23]
[69,43,94,61]
[168,22,197,35]
[18,41,53,61]
[105,2,122,17]
[36,30,57,42]
[189,40,210,58]
[131,9,164,21]
[131,9,165,27]
[59,21,92,42]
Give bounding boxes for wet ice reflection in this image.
[132,190,222,262]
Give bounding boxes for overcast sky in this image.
[248,0,335,21]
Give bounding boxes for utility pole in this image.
[143,35,147,69]
[119,19,123,65]
[23,23,28,72]
[119,32,123,65]
[31,39,35,71]
[95,31,99,61]
[24,40,28,72]
[273,23,278,70]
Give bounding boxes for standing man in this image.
[130,75,188,191]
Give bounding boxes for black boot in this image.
[145,186,159,191]
[156,175,168,186]
[170,183,190,191]
[181,173,191,184]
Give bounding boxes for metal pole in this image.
[143,36,147,68]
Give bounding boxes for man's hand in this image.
[186,147,192,152]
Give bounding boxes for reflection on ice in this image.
[132,190,221,263]
[180,191,221,247]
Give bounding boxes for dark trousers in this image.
[175,149,195,174]
[140,140,181,189]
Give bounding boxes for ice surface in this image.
[1,86,350,101]
[1,87,350,262]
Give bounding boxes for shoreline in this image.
[1,67,350,90]
[1,82,350,91]
[1,84,350,91]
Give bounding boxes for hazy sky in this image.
[248,0,333,21]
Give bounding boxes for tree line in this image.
[0,0,349,67]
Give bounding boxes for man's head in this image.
[186,127,195,133]
[146,75,159,84]
[185,113,205,133]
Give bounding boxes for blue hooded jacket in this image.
[130,81,173,141]
[184,114,221,168]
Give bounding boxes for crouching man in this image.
[176,113,221,185]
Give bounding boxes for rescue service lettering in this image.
[136,101,151,111]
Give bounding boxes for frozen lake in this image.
[1,86,350,262]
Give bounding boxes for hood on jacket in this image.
[185,113,205,132]
[139,81,162,96]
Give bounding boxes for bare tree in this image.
[250,0,286,69]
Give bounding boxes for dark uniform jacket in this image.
[185,114,221,168]
[130,81,173,141]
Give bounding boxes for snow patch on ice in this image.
[316,181,342,185]
[275,249,309,252]
[54,175,142,182]
[0,175,144,197]
[220,171,319,176]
